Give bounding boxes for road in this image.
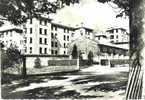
[1,65,129,99]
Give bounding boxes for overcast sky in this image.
[50,0,129,32]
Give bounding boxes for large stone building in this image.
[0,27,25,53]
[21,17,95,55]
[106,27,129,43]
[0,17,129,62]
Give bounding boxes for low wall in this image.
[110,59,130,67]
[23,55,79,75]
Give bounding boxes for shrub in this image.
[88,51,94,65]
[71,44,78,59]
[1,45,22,70]
[34,57,41,68]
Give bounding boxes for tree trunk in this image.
[126,0,145,99]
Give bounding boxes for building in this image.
[50,22,75,55]
[0,17,129,59]
[72,27,94,41]
[22,17,95,55]
[106,27,129,43]
[0,28,25,53]
[23,17,52,55]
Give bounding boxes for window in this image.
[64,35,66,40]
[64,29,66,33]
[116,35,118,39]
[25,37,27,43]
[44,48,47,54]
[67,29,69,33]
[39,47,42,54]
[25,28,27,34]
[51,50,54,54]
[67,36,69,41]
[40,20,42,25]
[64,51,66,54]
[55,50,58,55]
[30,47,32,53]
[51,25,57,31]
[9,32,12,37]
[30,37,32,43]
[51,33,54,38]
[98,37,100,40]
[55,33,57,38]
[51,25,54,30]
[51,41,54,47]
[55,42,58,47]
[44,29,47,35]
[6,32,8,35]
[25,47,27,53]
[71,33,74,37]
[44,38,47,44]
[39,38,42,44]
[116,29,118,33]
[30,18,32,24]
[30,28,32,34]
[55,26,57,31]
[110,35,114,39]
[40,28,42,34]
[44,20,47,25]
[64,43,66,48]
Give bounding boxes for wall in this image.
[24,55,79,75]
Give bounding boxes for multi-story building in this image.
[72,27,94,41]
[0,28,25,53]
[0,17,129,58]
[94,32,110,43]
[106,27,129,43]
[23,17,52,55]
[23,17,95,55]
[50,22,75,55]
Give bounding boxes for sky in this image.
[50,0,129,32]
[0,0,129,32]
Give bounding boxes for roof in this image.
[0,28,23,33]
[106,27,126,32]
[29,16,53,21]
[98,42,129,50]
[74,27,93,32]
[51,22,75,30]
[95,35,107,38]
[113,42,129,44]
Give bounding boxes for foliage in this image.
[0,0,79,26]
[98,0,129,17]
[88,51,94,65]
[71,44,78,59]
[34,57,41,68]
[1,45,22,70]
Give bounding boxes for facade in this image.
[23,17,52,55]
[72,27,94,41]
[106,27,129,43]
[0,17,129,60]
[22,17,95,55]
[0,28,25,53]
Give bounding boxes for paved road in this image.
[1,65,129,99]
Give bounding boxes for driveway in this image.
[1,65,129,99]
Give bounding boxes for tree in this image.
[88,51,94,65]
[0,0,79,26]
[98,0,144,99]
[71,44,78,59]
[1,45,22,71]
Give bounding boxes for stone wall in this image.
[23,55,79,75]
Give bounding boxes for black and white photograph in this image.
[0,0,145,99]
